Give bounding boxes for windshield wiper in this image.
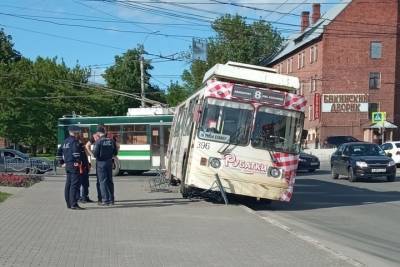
[218,128,244,154]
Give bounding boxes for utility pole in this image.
[140,55,145,107]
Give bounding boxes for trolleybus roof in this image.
[203,61,299,91]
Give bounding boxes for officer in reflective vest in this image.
[93,127,117,205]
[56,125,84,210]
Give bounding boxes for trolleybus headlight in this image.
[209,157,221,168]
[268,167,281,178]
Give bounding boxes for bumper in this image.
[297,161,320,170]
[354,166,396,178]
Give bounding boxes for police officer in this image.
[56,126,84,210]
[93,127,117,206]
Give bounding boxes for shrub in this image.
[0,173,43,187]
[0,191,11,203]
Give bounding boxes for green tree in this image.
[182,15,283,92]
[0,28,21,63]
[0,56,113,154]
[103,47,166,115]
[166,81,190,106]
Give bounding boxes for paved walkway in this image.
[0,175,355,267]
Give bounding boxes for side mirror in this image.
[387,152,392,158]
[301,129,308,141]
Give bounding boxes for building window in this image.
[370,42,382,59]
[308,105,313,121]
[368,103,379,120]
[301,52,305,68]
[310,46,314,63]
[314,45,318,62]
[369,72,381,89]
[289,58,293,73]
[299,82,303,95]
[286,60,289,74]
[298,54,301,69]
[310,76,316,92]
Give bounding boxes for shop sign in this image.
[322,94,368,113]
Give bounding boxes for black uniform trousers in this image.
[65,169,80,208]
[79,171,90,200]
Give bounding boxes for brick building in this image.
[264,0,400,146]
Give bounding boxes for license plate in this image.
[310,162,319,166]
[371,168,386,173]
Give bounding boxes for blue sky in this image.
[0,0,335,90]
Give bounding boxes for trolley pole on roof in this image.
[140,55,145,107]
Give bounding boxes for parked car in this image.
[324,136,359,148]
[0,148,53,174]
[380,141,400,165]
[330,142,396,182]
[297,152,320,172]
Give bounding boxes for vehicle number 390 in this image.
[197,142,210,150]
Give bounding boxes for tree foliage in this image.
[181,15,283,93]
[166,81,190,106]
[0,56,113,153]
[103,47,166,115]
[0,28,21,63]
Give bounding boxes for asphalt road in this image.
[244,164,400,267]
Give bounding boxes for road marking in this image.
[240,205,364,267]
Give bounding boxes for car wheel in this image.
[348,167,357,182]
[387,174,396,182]
[331,167,339,179]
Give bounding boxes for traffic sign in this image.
[372,112,386,123]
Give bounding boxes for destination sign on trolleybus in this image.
[232,84,286,105]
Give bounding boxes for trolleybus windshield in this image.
[251,106,304,154]
[198,98,253,145]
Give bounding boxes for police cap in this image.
[68,125,81,132]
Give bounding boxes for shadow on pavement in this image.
[85,198,197,210]
[242,177,400,211]
[296,170,331,176]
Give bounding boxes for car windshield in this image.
[348,144,386,156]
[251,106,304,154]
[198,98,253,145]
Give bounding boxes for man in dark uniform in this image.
[93,127,117,206]
[56,125,84,210]
[78,140,93,203]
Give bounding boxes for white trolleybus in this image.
[167,62,306,201]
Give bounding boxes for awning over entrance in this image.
[366,121,398,129]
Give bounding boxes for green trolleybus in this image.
[57,108,173,175]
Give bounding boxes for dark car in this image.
[324,136,359,148]
[330,142,396,182]
[297,152,320,172]
[0,148,53,174]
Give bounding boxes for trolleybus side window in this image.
[198,98,253,145]
[251,106,304,153]
[122,125,147,144]
[173,107,185,137]
[183,97,199,136]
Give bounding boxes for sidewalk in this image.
[0,175,354,267]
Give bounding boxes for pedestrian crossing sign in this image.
[372,112,386,123]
